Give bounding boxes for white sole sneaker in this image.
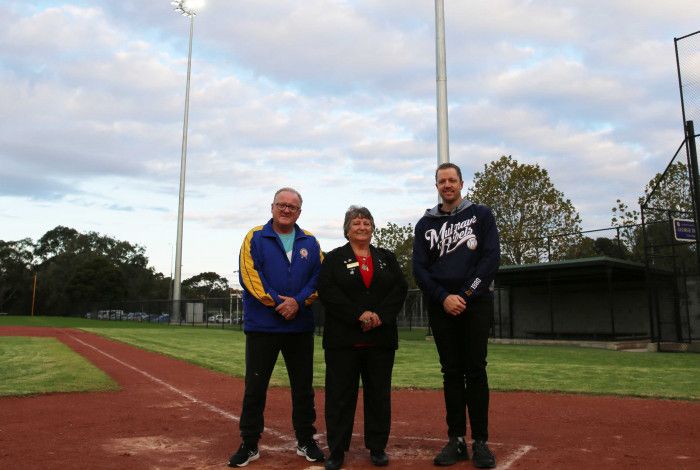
[232,450,259,467]
[296,446,323,462]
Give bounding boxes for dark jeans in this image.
[324,347,395,457]
[239,331,317,444]
[428,295,493,441]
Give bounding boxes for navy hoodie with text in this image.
[412,199,500,304]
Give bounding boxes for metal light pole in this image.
[435,0,450,167]
[31,272,37,316]
[171,0,198,322]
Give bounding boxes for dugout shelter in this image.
[493,257,678,342]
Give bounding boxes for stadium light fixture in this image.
[171,0,205,17]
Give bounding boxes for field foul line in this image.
[385,436,535,470]
[68,333,536,468]
[496,445,535,470]
[67,334,295,443]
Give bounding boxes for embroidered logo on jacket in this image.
[424,216,478,256]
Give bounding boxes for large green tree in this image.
[0,239,34,313]
[373,222,416,288]
[29,226,166,314]
[65,255,128,304]
[2,227,183,315]
[35,226,148,267]
[182,272,230,299]
[468,155,582,265]
[610,199,644,261]
[641,161,692,218]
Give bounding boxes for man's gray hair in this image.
[343,205,375,240]
[273,187,303,205]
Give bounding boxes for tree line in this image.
[0,226,230,315]
[2,155,694,314]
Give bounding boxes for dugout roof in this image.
[496,256,672,286]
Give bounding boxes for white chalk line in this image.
[68,334,294,443]
[67,333,536,468]
[496,445,535,470]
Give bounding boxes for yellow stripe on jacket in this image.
[239,226,276,307]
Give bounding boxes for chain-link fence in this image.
[76,296,245,330]
[79,290,430,330]
[501,225,639,265]
[640,148,698,345]
[676,30,700,127]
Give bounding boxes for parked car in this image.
[154,313,170,323]
[208,314,231,323]
[97,309,124,320]
[127,312,149,321]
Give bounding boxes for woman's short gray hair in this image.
[343,205,375,240]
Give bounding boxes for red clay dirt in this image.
[0,326,698,470]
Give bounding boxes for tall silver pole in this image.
[435,0,449,166]
[173,12,194,323]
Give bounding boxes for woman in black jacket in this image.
[318,206,408,470]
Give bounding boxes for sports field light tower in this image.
[170,0,204,322]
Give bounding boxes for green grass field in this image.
[1,315,698,400]
[0,335,118,396]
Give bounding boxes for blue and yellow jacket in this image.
[238,219,322,333]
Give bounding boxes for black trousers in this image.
[239,331,317,444]
[428,295,493,441]
[324,347,395,457]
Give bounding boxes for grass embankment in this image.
[1,315,699,400]
[0,336,118,396]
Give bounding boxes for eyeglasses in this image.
[273,203,301,213]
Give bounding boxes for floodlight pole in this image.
[31,272,37,316]
[173,3,196,323]
[435,0,450,167]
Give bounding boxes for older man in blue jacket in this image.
[229,187,324,467]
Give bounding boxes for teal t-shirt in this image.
[278,229,296,261]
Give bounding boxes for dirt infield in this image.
[1,326,699,470]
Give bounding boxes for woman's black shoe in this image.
[324,452,344,470]
[370,449,389,466]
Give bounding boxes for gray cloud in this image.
[3,0,700,278]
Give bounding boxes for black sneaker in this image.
[228,442,259,467]
[472,440,496,469]
[370,448,389,466]
[297,439,325,462]
[434,437,469,466]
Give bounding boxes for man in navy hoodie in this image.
[412,163,499,469]
[229,187,325,467]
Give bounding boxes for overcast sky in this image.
[2,0,700,285]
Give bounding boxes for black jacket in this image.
[318,243,408,350]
